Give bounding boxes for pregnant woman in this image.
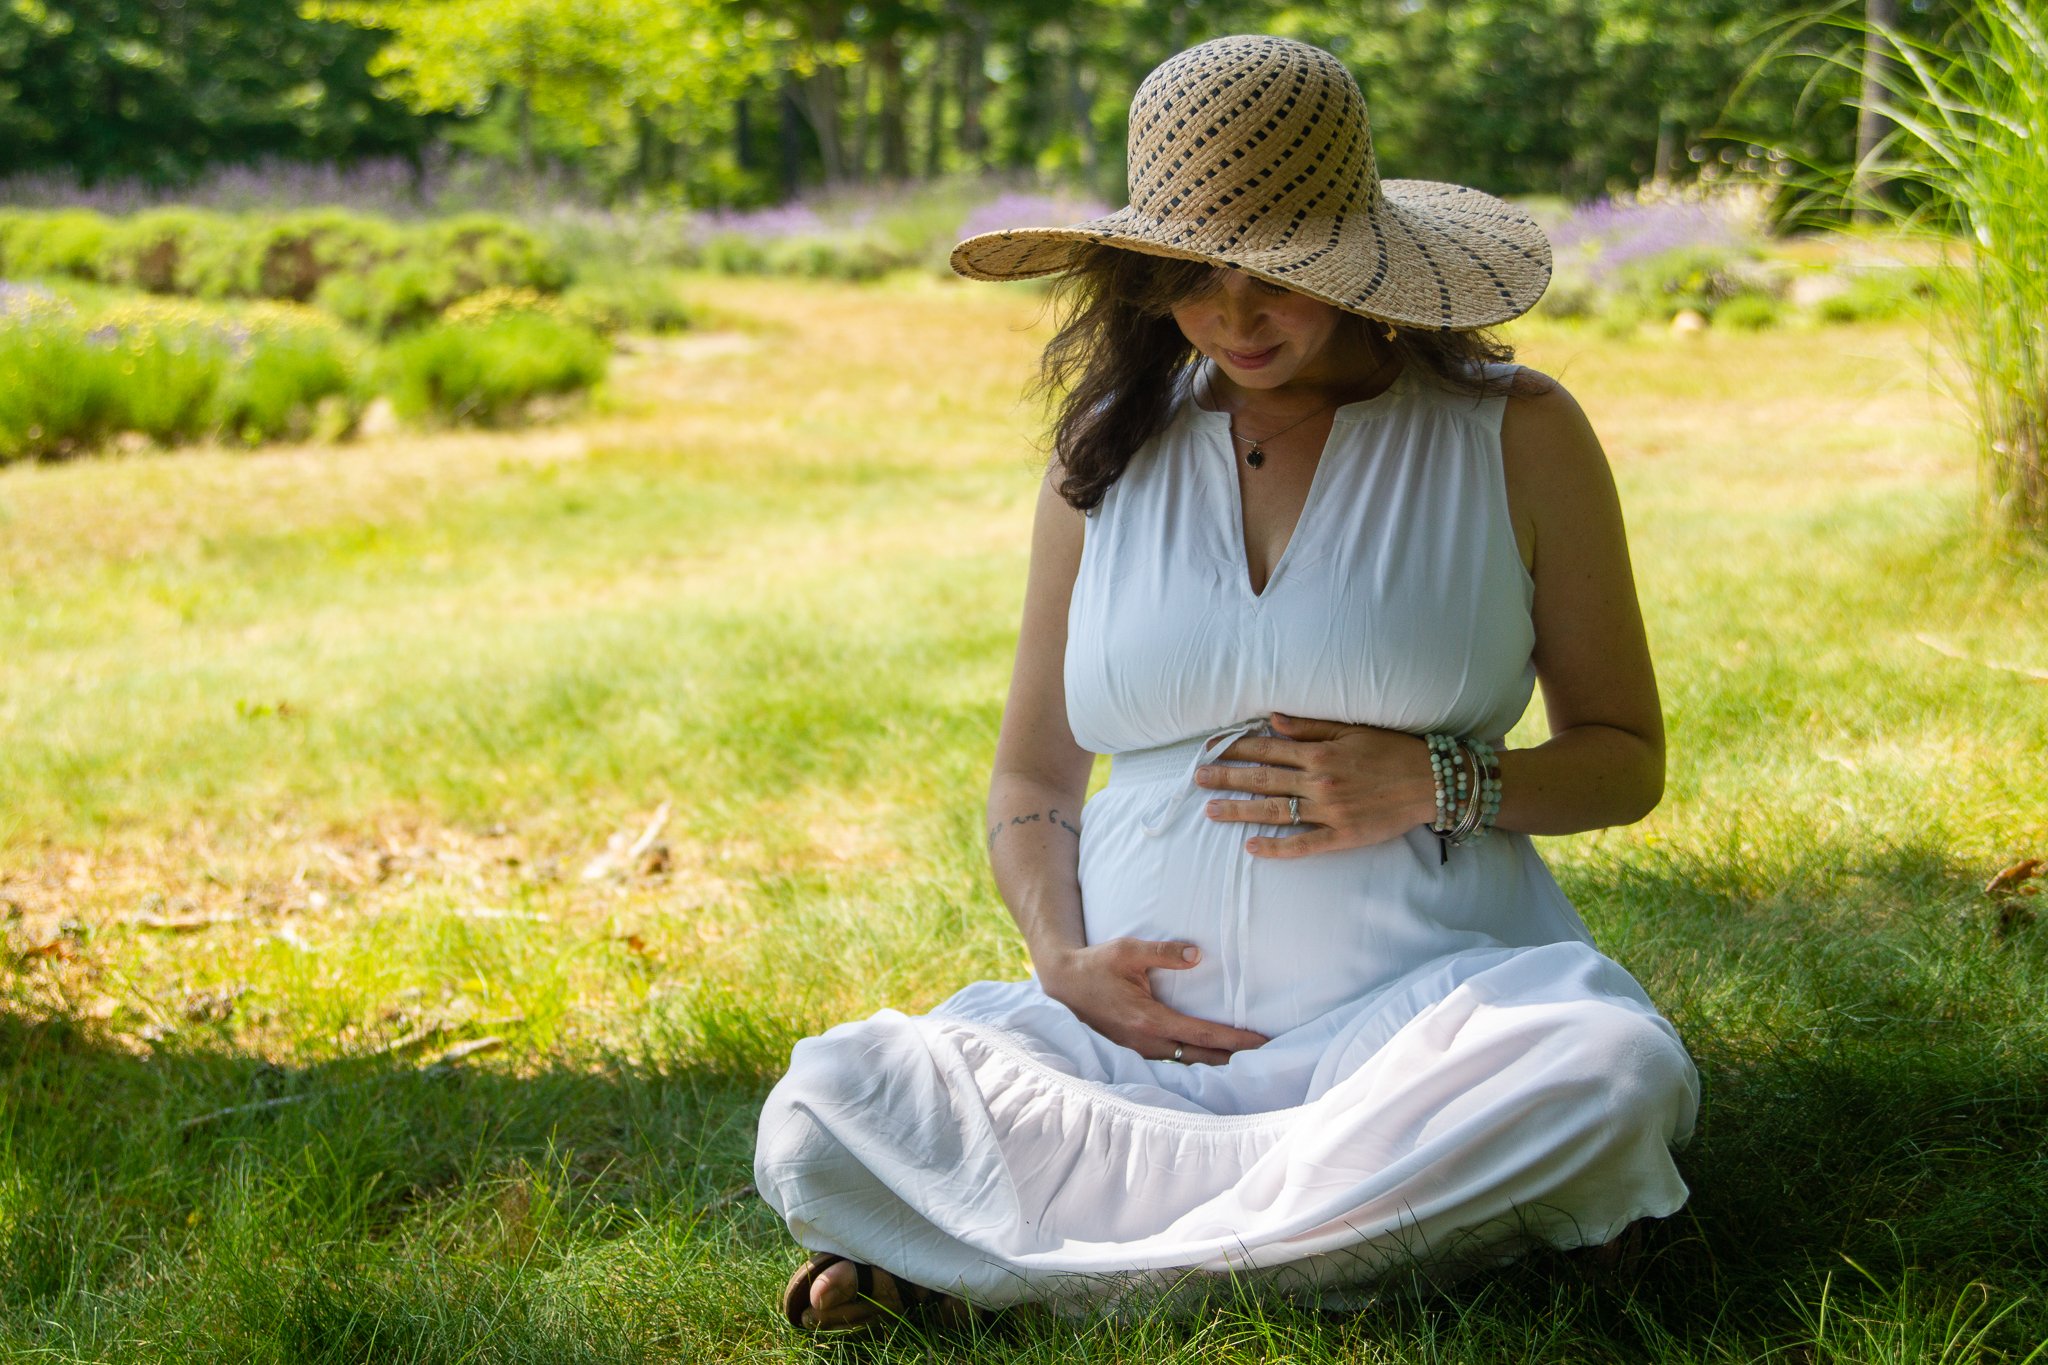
[756,34,1699,1330]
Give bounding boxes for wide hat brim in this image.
[950,178,1551,333]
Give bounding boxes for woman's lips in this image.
[1222,345,1279,368]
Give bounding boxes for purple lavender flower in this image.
[957,191,1113,243]
[689,201,829,244]
[1550,196,1753,285]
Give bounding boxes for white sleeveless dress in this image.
[754,358,1699,1310]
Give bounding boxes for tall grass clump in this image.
[1780,0,2048,534]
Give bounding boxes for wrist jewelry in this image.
[1425,732,1503,864]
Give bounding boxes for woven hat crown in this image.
[1123,36,1378,257]
[949,34,1551,330]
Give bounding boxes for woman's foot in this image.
[782,1253,979,1332]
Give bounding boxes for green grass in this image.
[3,273,2046,1362]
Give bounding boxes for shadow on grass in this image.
[0,1006,785,1362]
[5,834,2047,1361]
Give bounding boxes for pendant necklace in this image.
[1230,403,1334,469]
[1218,353,1402,469]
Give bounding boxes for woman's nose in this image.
[1215,278,1265,329]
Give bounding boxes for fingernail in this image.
[1182,946,1199,963]
[1195,768,1212,785]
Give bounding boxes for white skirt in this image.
[754,938,1699,1311]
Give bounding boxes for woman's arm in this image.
[1191,372,1663,852]
[1492,374,1663,833]
[991,471,1268,1060]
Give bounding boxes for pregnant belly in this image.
[1077,783,1512,1039]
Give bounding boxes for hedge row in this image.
[0,207,569,336]
[0,286,607,461]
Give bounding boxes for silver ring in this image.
[1286,795,1301,825]
[1171,1044,1185,1063]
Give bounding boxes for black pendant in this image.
[1245,445,1265,469]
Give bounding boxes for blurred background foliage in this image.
[0,0,1962,213]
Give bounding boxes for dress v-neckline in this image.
[1189,357,1407,602]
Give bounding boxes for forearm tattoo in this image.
[987,807,1082,848]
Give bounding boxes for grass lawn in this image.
[3,272,2046,1362]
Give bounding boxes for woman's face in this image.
[1169,269,1357,393]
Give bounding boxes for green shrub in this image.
[1713,292,1783,331]
[229,210,402,303]
[381,312,607,426]
[113,327,230,442]
[424,214,568,295]
[0,320,129,460]
[1610,245,1771,320]
[210,321,364,444]
[99,208,234,294]
[314,256,447,335]
[697,233,770,275]
[0,209,116,280]
[1816,269,1934,324]
[0,296,366,460]
[762,234,898,281]
[1532,276,1601,322]
[313,215,571,336]
[559,277,698,335]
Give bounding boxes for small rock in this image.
[357,397,402,439]
[1670,309,1709,335]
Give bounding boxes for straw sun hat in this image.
[950,34,1551,331]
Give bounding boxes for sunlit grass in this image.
[2,273,2045,1361]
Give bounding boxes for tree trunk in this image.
[1652,107,1677,186]
[801,64,847,183]
[923,32,947,179]
[515,80,536,173]
[779,72,809,194]
[1852,0,1897,223]
[955,17,987,168]
[1067,26,1096,182]
[878,31,910,181]
[849,57,871,182]
[631,109,657,191]
[735,92,754,172]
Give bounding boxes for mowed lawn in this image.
[3,274,2046,1363]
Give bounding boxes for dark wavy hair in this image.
[1027,246,1543,513]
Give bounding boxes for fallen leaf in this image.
[1986,859,2043,898]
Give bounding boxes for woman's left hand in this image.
[1197,713,1435,858]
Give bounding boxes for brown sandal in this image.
[780,1252,986,1332]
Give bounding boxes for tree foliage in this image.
[0,0,1968,206]
[0,0,435,181]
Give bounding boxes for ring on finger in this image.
[1286,795,1301,825]
[1171,1044,1185,1063]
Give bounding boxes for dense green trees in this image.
[0,0,1963,205]
[0,0,436,180]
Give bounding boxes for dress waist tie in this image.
[1114,719,1269,838]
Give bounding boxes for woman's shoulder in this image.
[1495,367,1614,518]
[1497,366,1593,452]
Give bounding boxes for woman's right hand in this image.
[1037,939,1269,1065]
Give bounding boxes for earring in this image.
[1383,322,1398,342]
